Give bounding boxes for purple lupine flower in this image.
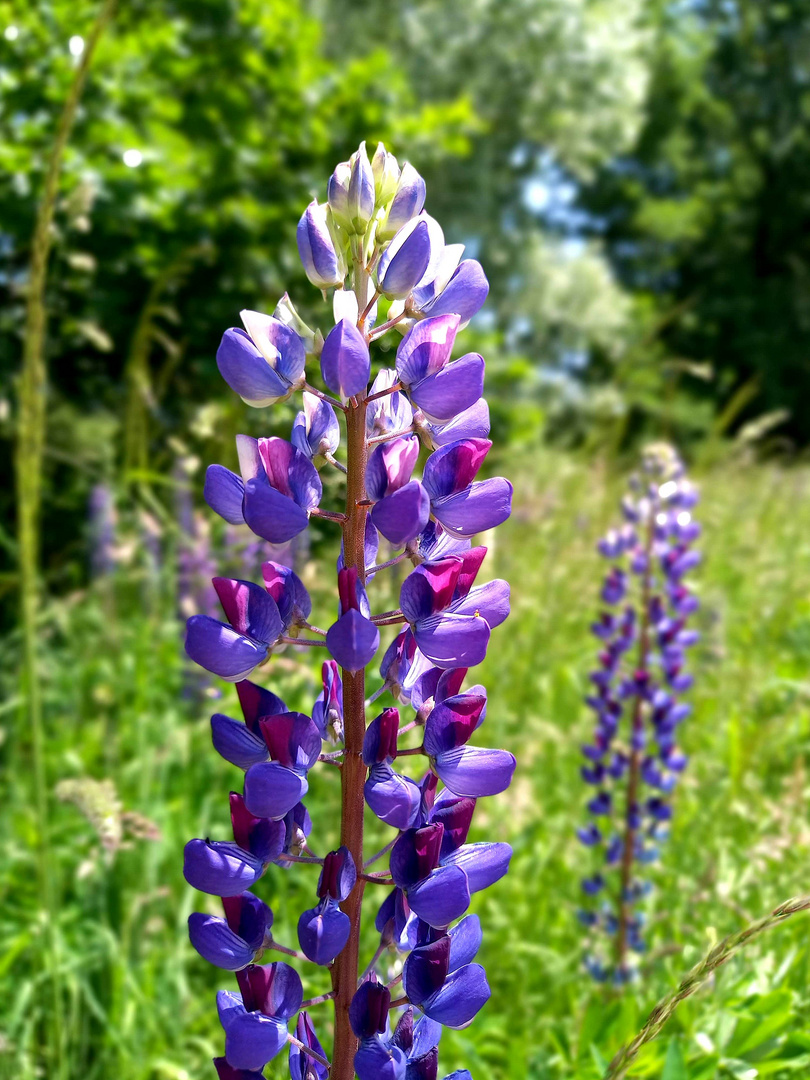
[289,1013,329,1080]
[204,435,322,544]
[363,707,421,829]
[188,891,273,971]
[292,392,340,463]
[297,200,346,289]
[312,659,343,742]
[326,567,380,673]
[578,445,700,982]
[182,143,511,1080]
[217,962,303,1071]
[298,846,356,965]
[366,436,430,547]
[216,310,306,407]
[321,319,371,402]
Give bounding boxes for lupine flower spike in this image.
[577,444,700,983]
[182,143,514,1080]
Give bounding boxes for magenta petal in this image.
[243,762,309,820]
[420,963,490,1028]
[433,746,516,797]
[402,937,451,1002]
[431,478,513,538]
[406,865,470,928]
[371,482,430,548]
[185,616,267,682]
[413,613,491,669]
[321,319,371,401]
[326,609,380,674]
[423,695,486,755]
[243,477,310,544]
[188,912,257,970]
[410,354,485,424]
[213,578,284,644]
[217,328,292,407]
[183,839,265,896]
[211,714,270,769]
[422,439,491,500]
[297,899,351,965]
[205,465,246,525]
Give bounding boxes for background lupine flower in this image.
[181,142,513,1080]
[577,444,701,983]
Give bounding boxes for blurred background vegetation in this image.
[2,1,810,1078]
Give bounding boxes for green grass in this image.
[2,450,810,1080]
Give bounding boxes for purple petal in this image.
[412,1013,443,1056]
[236,680,287,733]
[448,914,482,970]
[292,393,340,459]
[433,746,516,798]
[216,328,291,407]
[297,200,343,289]
[185,616,267,682]
[289,1013,329,1080]
[426,399,491,448]
[422,440,490,501]
[381,162,426,240]
[224,891,273,950]
[188,912,257,970]
[366,437,421,500]
[413,613,491,669]
[257,437,323,511]
[213,578,284,643]
[396,314,460,386]
[371,483,430,548]
[214,1055,266,1080]
[400,559,464,623]
[421,260,489,327]
[205,466,246,525]
[297,899,350,965]
[421,964,490,1028]
[406,865,471,928]
[326,609,380,674]
[243,477,310,544]
[321,319,371,401]
[354,1038,407,1080]
[378,219,433,300]
[239,310,306,386]
[211,713,270,769]
[365,764,422,830]
[183,839,264,896]
[450,579,510,630]
[243,762,309,821]
[441,842,512,894]
[410,354,485,424]
[423,695,487,756]
[259,713,322,773]
[223,1011,289,1072]
[317,846,357,903]
[431,478,513,538]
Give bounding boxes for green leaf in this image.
[661,1038,688,1080]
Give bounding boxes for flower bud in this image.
[378,162,426,242]
[328,143,375,235]
[297,200,346,289]
[377,218,433,300]
[371,141,400,205]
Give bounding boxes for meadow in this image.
[2,447,809,1080]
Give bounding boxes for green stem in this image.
[604,894,810,1080]
[14,3,117,1077]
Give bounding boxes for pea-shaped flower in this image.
[185,577,285,682]
[320,319,371,402]
[377,218,433,301]
[422,438,513,539]
[291,392,340,464]
[363,707,421,830]
[216,310,306,407]
[402,936,490,1029]
[365,435,430,548]
[188,891,272,971]
[396,315,484,424]
[183,793,285,897]
[378,162,427,242]
[297,200,346,289]
[390,823,470,929]
[350,977,406,1080]
[210,679,287,770]
[243,712,322,821]
[312,659,343,742]
[298,846,357,965]
[326,567,380,674]
[423,694,516,798]
[217,961,303,1071]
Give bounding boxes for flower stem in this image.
[288,1033,332,1070]
[363,836,398,869]
[368,425,416,446]
[268,940,309,962]
[330,388,369,1080]
[305,382,347,411]
[367,552,409,575]
[365,380,403,403]
[604,895,810,1079]
[301,990,337,1008]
